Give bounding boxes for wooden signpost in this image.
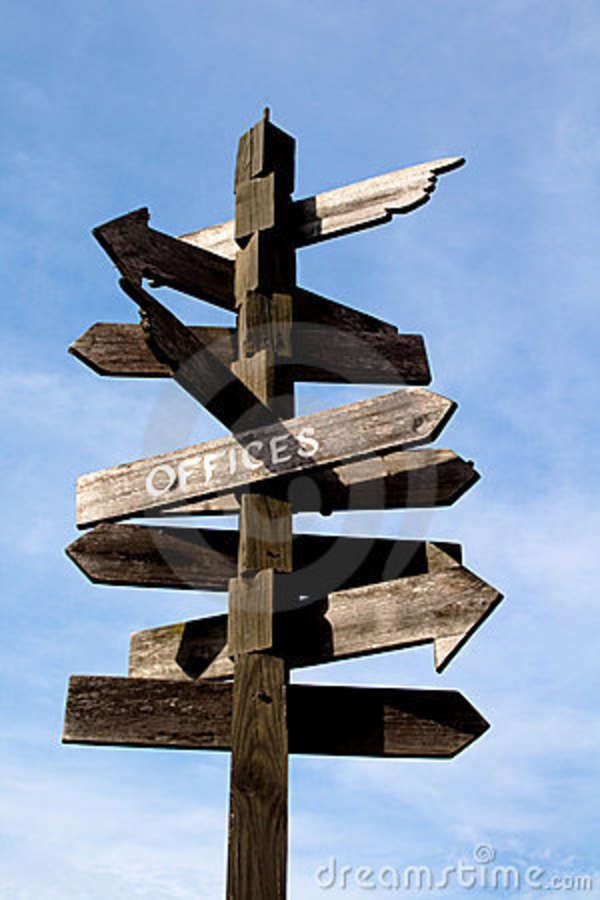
[63,111,502,899]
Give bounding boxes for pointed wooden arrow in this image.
[63,675,488,758]
[93,207,235,309]
[72,448,477,525]
[69,322,237,379]
[76,388,456,527]
[180,157,465,259]
[69,321,431,385]
[66,524,461,593]
[153,447,478,517]
[125,542,501,679]
[92,207,412,343]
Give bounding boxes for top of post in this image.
[234,110,295,196]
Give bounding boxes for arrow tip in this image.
[434,633,465,673]
[434,586,504,673]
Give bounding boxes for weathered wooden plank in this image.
[234,174,279,240]
[236,493,292,575]
[63,676,488,758]
[119,278,276,432]
[228,654,288,897]
[76,388,456,527]
[292,158,466,246]
[69,323,236,378]
[228,571,277,655]
[63,676,232,750]
[306,544,502,674]
[180,157,465,259]
[93,207,234,310]
[237,292,293,358]
[234,231,296,302]
[69,320,430,385]
[66,523,239,591]
[93,203,400,343]
[292,286,396,335]
[234,114,294,194]
[137,448,477,518]
[128,543,502,680]
[67,525,461,593]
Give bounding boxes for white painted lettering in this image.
[296,427,319,458]
[146,464,177,497]
[178,456,202,492]
[270,434,292,465]
[204,451,226,484]
[241,441,264,470]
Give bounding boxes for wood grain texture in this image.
[69,320,430,385]
[92,203,402,345]
[93,207,234,309]
[237,494,292,575]
[180,157,465,259]
[228,112,294,900]
[68,525,460,594]
[91,196,406,340]
[230,349,276,416]
[234,115,294,194]
[233,232,296,302]
[234,174,278,240]
[69,323,236,378]
[119,278,276,432]
[158,448,478,517]
[237,292,293,358]
[66,523,239,591]
[76,388,457,527]
[63,676,489,758]
[291,158,466,246]
[127,543,503,680]
[292,286,396,335]
[228,571,277,655]
[318,543,502,673]
[228,654,288,898]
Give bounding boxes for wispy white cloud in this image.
[0,759,227,898]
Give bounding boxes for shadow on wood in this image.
[63,676,489,758]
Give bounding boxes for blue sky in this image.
[2,0,600,896]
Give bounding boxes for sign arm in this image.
[118,277,278,432]
[93,207,235,310]
[180,156,465,259]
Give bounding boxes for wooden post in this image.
[226,109,296,900]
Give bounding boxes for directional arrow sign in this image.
[69,321,431,385]
[63,676,488,758]
[93,206,418,346]
[180,157,465,259]
[70,322,237,379]
[150,447,477,517]
[93,207,235,310]
[76,387,456,527]
[126,542,501,679]
[66,524,461,593]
